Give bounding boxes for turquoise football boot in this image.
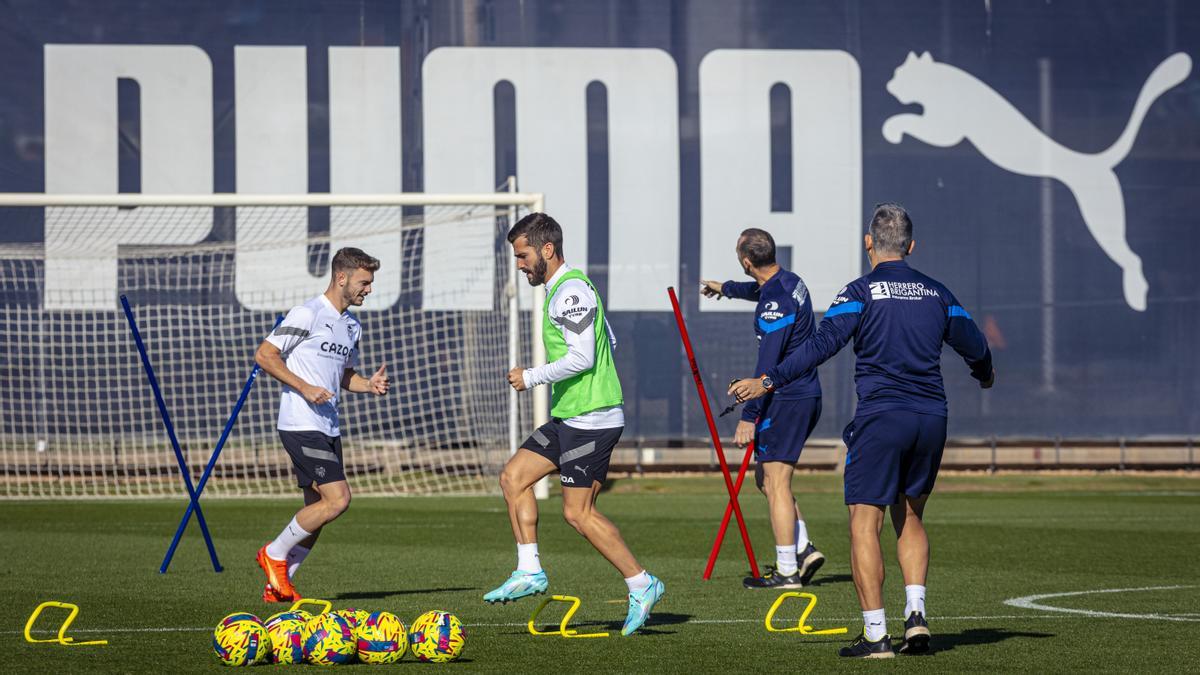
[483,570,548,604]
[620,574,665,635]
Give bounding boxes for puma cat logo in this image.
[882,51,1192,311]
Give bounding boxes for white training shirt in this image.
[265,294,362,436]
[522,263,624,430]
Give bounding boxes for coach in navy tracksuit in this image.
[730,204,993,659]
[701,228,826,590]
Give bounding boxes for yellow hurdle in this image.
[764,592,849,635]
[23,601,108,646]
[290,597,333,615]
[527,595,609,638]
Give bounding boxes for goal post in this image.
[0,192,550,499]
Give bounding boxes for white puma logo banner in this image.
[882,51,1192,312]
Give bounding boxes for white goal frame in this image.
[0,191,551,498]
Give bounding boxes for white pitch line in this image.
[6,613,1156,636]
[1004,585,1200,621]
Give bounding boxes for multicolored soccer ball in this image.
[304,612,357,666]
[212,612,270,667]
[355,611,407,665]
[285,609,314,624]
[335,607,370,630]
[264,612,307,665]
[265,610,309,637]
[408,611,465,663]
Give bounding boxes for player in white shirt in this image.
[252,247,390,602]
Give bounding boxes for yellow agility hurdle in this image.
[764,592,848,635]
[528,595,609,638]
[289,598,333,614]
[23,601,108,646]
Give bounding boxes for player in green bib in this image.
[484,212,665,636]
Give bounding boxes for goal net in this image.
[0,193,545,498]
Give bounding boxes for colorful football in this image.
[408,610,465,663]
[355,610,408,664]
[212,612,270,667]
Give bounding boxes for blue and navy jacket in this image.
[765,260,992,418]
[722,269,822,423]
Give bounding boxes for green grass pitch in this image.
[3,473,1199,672]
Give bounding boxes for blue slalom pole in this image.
[159,315,283,574]
[120,295,223,573]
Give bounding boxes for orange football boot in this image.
[262,583,298,603]
[256,545,298,601]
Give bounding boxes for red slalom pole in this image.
[667,287,759,579]
[703,441,756,579]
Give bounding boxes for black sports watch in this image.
[760,375,775,392]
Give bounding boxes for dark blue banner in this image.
[0,0,1195,441]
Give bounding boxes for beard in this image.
[525,256,548,286]
[343,288,364,305]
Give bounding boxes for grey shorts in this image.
[278,430,345,488]
[522,419,623,488]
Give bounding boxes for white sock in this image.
[795,519,810,550]
[625,570,652,593]
[863,608,887,641]
[775,545,798,576]
[517,543,542,573]
[287,545,311,580]
[905,584,926,617]
[266,517,312,561]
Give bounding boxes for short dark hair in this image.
[868,202,913,256]
[737,228,776,267]
[330,247,380,276]
[507,212,564,259]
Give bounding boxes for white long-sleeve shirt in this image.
[522,263,624,430]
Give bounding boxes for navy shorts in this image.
[842,411,947,505]
[278,430,346,488]
[753,397,822,464]
[522,419,623,488]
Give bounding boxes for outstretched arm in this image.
[761,311,856,389]
[729,288,863,401]
[701,279,761,302]
[720,280,760,301]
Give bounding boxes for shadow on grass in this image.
[804,573,854,587]
[513,612,694,637]
[737,571,854,588]
[919,627,1055,655]
[334,587,476,600]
